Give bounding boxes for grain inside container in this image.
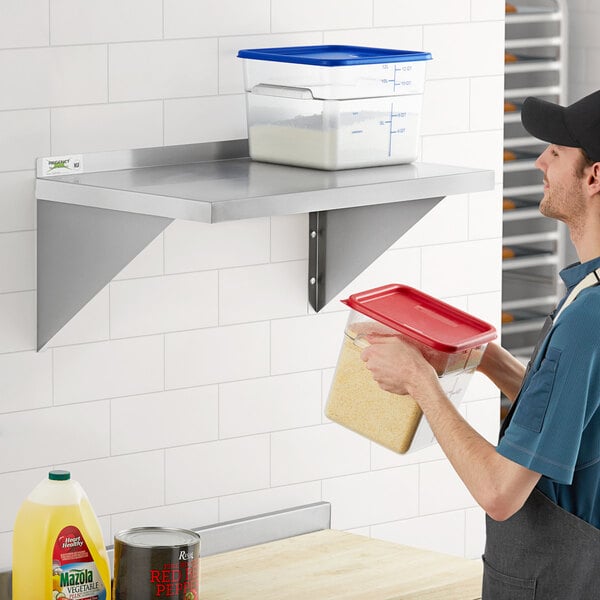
[325,284,497,454]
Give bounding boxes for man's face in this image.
[534,144,587,224]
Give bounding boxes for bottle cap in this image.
[49,470,71,481]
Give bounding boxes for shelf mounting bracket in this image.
[308,196,443,311]
[37,200,172,351]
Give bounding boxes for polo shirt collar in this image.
[560,256,600,291]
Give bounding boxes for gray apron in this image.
[482,270,600,599]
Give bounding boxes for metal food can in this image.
[113,527,201,599]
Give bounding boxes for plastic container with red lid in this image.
[325,284,496,454]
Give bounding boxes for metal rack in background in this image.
[502,0,570,417]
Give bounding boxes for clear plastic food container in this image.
[237,45,432,170]
[246,85,423,169]
[325,284,497,454]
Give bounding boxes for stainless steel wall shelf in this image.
[35,139,494,351]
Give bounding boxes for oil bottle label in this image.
[52,525,107,600]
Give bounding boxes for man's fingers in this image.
[364,333,401,345]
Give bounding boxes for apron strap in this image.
[553,268,600,323]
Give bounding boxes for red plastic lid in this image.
[342,284,497,353]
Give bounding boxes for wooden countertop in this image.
[200,529,483,599]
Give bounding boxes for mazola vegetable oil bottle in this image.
[12,470,111,600]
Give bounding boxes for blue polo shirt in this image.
[497,257,600,528]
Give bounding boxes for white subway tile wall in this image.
[322,467,420,530]
[218,481,322,522]
[218,261,308,324]
[0,110,50,172]
[109,271,219,338]
[164,0,271,39]
[0,0,504,569]
[470,76,505,132]
[51,102,164,155]
[165,322,271,388]
[165,435,271,503]
[371,509,467,556]
[110,498,220,539]
[50,0,164,45]
[0,403,110,472]
[0,0,49,49]
[0,232,35,294]
[164,95,247,146]
[374,0,471,27]
[0,172,36,233]
[271,0,373,33]
[110,387,219,455]
[47,289,110,348]
[53,336,165,404]
[421,79,471,136]
[271,424,371,486]
[323,26,424,49]
[0,292,36,354]
[58,452,166,516]
[109,39,219,102]
[0,46,108,110]
[219,372,322,437]
[0,350,53,414]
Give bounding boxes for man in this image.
[361,90,600,598]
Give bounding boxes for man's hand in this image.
[360,333,438,399]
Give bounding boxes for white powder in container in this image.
[247,96,422,170]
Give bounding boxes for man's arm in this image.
[477,342,527,403]
[409,374,540,520]
[361,336,540,521]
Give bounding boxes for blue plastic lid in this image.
[237,45,432,66]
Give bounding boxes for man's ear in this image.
[586,163,600,196]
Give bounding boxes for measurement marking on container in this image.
[388,103,394,156]
[387,103,409,156]
[393,64,413,90]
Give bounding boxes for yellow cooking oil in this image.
[12,470,111,600]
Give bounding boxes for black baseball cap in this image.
[521,90,600,162]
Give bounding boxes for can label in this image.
[149,551,199,598]
[113,528,200,600]
[52,525,107,600]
